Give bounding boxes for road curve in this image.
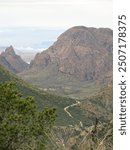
[64,100,81,118]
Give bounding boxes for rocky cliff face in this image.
[0,46,29,73]
[30,26,113,82]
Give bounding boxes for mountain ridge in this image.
[19,26,113,98]
[29,26,113,82]
[0,45,29,73]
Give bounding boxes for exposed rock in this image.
[0,55,17,72]
[0,46,29,73]
[30,26,113,82]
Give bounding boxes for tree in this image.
[0,82,56,150]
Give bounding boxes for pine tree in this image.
[0,82,56,150]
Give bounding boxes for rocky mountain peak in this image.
[0,46,29,73]
[29,26,113,82]
[57,26,113,54]
[3,45,15,56]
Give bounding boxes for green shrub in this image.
[0,82,56,150]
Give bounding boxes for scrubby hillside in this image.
[19,26,113,99]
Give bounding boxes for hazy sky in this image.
[0,0,112,28]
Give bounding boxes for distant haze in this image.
[0,27,65,48]
[0,27,65,62]
[0,0,112,62]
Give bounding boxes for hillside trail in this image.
[64,100,83,127]
[64,100,80,118]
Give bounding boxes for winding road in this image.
[64,100,81,118]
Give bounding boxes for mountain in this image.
[0,46,29,73]
[0,64,81,126]
[0,64,112,126]
[0,55,17,72]
[20,26,113,98]
[30,26,112,81]
[0,26,113,149]
[0,61,112,149]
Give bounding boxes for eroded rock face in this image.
[30,26,113,82]
[0,46,29,73]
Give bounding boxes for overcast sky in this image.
[0,0,112,29]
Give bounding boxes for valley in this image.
[0,26,113,149]
[64,100,81,118]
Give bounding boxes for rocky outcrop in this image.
[30,26,113,82]
[0,46,29,73]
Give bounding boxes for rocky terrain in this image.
[0,46,28,73]
[47,120,112,150]
[29,26,113,82]
[19,26,113,98]
[0,26,113,149]
[0,64,113,150]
